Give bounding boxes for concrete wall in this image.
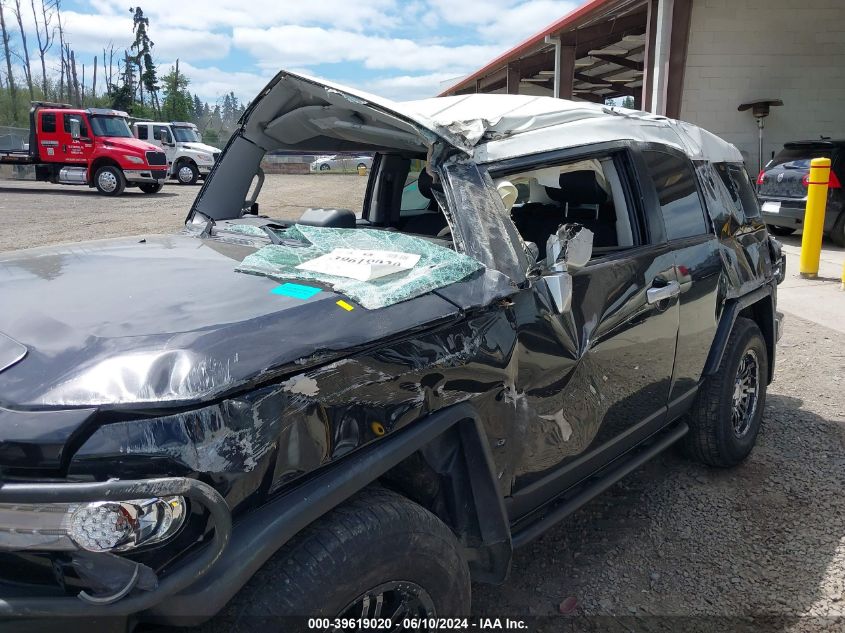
[680,0,845,171]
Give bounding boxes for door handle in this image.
[646,280,680,304]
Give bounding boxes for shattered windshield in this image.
[173,127,201,143]
[90,115,133,138]
[236,225,483,309]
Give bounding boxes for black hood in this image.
[0,234,459,409]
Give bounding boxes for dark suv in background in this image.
[757,140,845,245]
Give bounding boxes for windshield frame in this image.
[173,126,200,143]
[90,115,134,139]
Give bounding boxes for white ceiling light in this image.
[574,58,595,67]
[623,34,646,42]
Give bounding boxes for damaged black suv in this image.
[0,72,784,630]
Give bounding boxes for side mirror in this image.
[540,224,594,314]
[69,119,81,140]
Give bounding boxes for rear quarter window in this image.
[642,150,709,240]
[137,125,148,140]
[715,162,760,220]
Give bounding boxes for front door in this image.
[481,147,679,516]
[58,113,94,165]
[152,125,176,164]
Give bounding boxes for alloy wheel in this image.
[334,580,435,632]
[731,348,760,438]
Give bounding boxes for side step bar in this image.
[511,422,688,548]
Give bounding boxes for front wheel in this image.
[175,161,199,185]
[224,488,470,630]
[94,165,126,196]
[685,317,768,467]
[139,183,163,194]
[319,163,330,171]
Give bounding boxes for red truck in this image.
[0,102,168,196]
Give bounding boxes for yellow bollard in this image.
[357,165,367,176]
[799,157,831,278]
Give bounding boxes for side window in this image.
[494,152,639,261]
[153,125,172,144]
[62,113,88,138]
[642,150,708,240]
[41,112,56,133]
[400,159,430,214]
[137,125,148,140]
[714,162,761,220]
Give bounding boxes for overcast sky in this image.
[35,0,579,104]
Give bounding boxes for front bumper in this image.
[197,164,213,175]
[123,169,167,184]
[0,477,230,621]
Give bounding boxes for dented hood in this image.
[0,235,460,409]
[239,70,476,154]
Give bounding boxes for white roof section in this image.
[241,70,742,164]
[399,93,743,164]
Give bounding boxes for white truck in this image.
[132,121,221,185]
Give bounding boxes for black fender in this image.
[147,402,511,623]
[703,282,777,383]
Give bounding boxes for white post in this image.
[545,35,562,99]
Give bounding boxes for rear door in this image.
[35,111,60,162]
[636,146,723,410]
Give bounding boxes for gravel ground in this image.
[3,175,844,630]
[0,173,368,252]
[471,315,845,631]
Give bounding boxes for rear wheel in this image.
[93,165,125,196]
[767,225,795,237]
[319,163,330,171]
[139,183,163,194]
[175,161,199,185]
[685,317,768,467]
[223,488,470,630]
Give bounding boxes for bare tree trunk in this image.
[92,55,97,99]
[0,1,19,122]
[57,5,65,100]
[70,48,80,106]
[81,62,84,103]
[12,0,33,99]
[32,0,55,98]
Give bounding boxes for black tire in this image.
[319,163,330,171]
[224,488,470,629]
[139,182,163,194]
[767,225,795,237]
[829,212,845,247]
[93,165,126,196]
[175,161,199,185]
[685,317,768,467]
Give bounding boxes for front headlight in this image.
[123,154,144,165]
[0,495,186,552]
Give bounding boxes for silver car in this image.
[309,154,373,172]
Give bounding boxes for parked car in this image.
[757,139,845,245]
[0,102,167,195]
[0,71,784,630]
[133,121,221,185]
[309,153,373,172]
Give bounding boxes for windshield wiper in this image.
[261,225,284,244]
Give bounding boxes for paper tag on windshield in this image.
[296,248,421,281]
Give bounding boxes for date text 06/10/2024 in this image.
[307,618,529,630]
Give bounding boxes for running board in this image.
[511,422,689,548]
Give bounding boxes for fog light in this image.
[0,496,186,552]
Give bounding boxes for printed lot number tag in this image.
[296,248,421,282]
